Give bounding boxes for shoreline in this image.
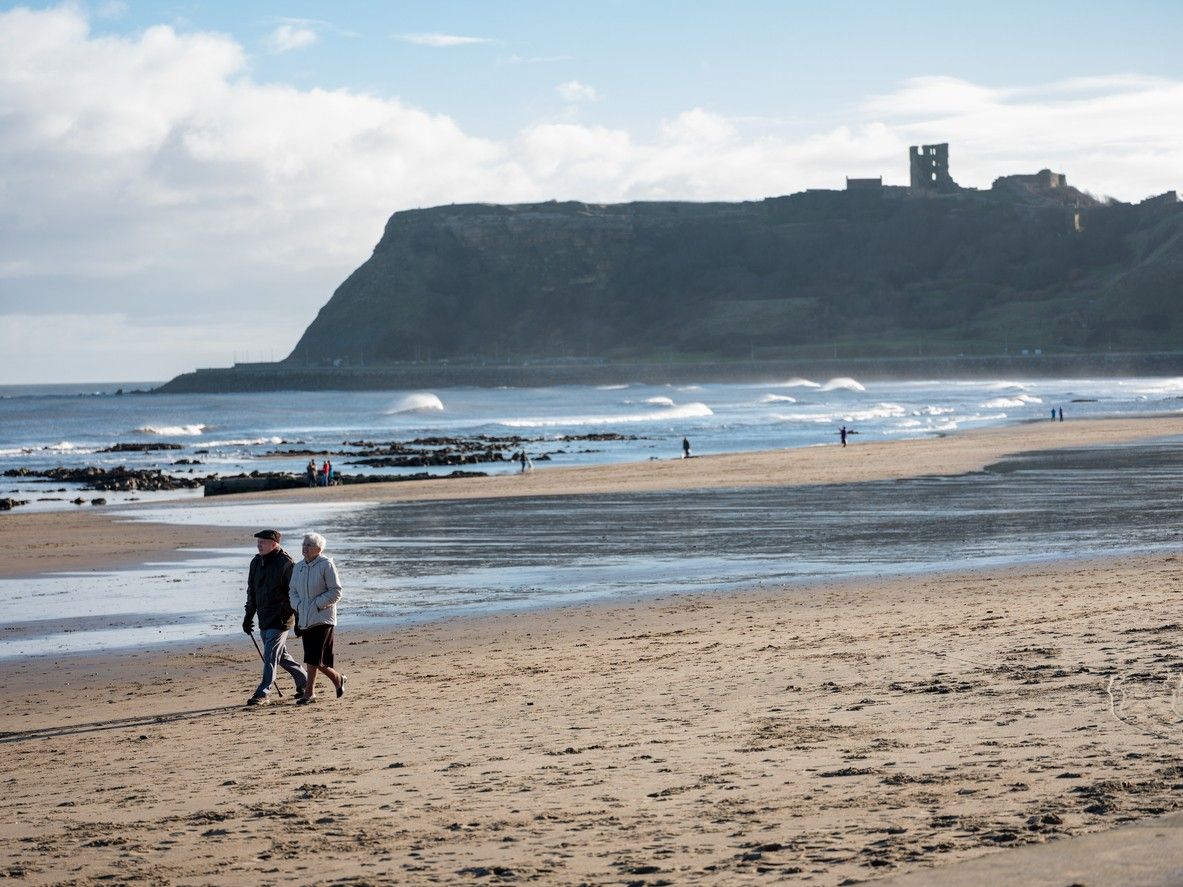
[3,413,1183,580]
[3,552,1182,884]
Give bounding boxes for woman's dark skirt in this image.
[301,624,335,667]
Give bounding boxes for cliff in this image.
[282,184,1182,368]
[159,179,1183,392]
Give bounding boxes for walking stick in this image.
[249,631,284,698]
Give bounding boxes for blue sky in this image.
[2,0,1182,382]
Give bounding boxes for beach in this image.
[6,414,1183,579]
[2,415,1183,884]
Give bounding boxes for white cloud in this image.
[265,23,318,54]
[556,80,600,103]
[1,5,1182,383]
[395,32,491,47]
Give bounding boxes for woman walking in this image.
[288,531,346,704]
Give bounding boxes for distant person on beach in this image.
[320,460,330,486]
[1059,407,1064,422]
[682,437,691,459]
[1051,408,1056,421]
[243,529,307,705]
[306,459,317,488]
[838,425,857,447]
[519,450,532,473]
[289,531,346,704]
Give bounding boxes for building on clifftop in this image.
[909,143,960,192]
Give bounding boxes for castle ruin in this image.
[909,143,959,191]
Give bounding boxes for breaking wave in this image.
[596,384,629,390]
[497,402,714,428]
[387,393,445,414]
[137,424,206,436]
[819,377,866,392]
[643,396,675,406]
[771,377,820,388]
[982,394,1043,408]
[204,436,284,447]
[759,394,797,404]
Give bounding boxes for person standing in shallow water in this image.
[243,529,307,705]
[682,437,691,459]
[289,532,346,704]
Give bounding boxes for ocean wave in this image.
[781,402,907,423]
[47,441,80,450]
[983,381,1032,391]
[204,436,285,447]
[1131,377,1183,395]
[137,424,207,436]
[387,393,445,414]
[642,396,675,406]
[819,377,866,392]
[676,385,704,392]
[769,377,820,388]
[982,394,1043,408]
[759,394,797,404]
[913,405,955,416]
[496,402,714,428]
[595,384,630,390]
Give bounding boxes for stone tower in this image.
[909,143,958,191]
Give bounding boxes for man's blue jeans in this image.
[255,628,307,697]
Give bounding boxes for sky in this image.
[1,1,1181,384]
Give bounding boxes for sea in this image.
[3,376,1183,659]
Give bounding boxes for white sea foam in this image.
[913,405,955,416]
[137,424,206,436]
[47,441,79,451]
[497,402,714,428]
[596,384,630,390]
[784,402,907,424]
[204,436,284,447]
[982,394,1043,408]
[643,396,676,406]
[1131,377,1183,395]
[676,385,704,392]
[819,377,866,392]
[387,393,445,414]
[984,381,1032,391]
[759,394,797,404]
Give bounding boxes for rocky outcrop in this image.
[2,466,206,492]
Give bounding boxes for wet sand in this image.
[3,554,1182,884]
[3,414,1183,579]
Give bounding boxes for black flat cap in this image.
[254,529,281,541]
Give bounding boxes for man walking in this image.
[243,529,307,705]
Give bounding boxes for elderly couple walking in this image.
[242,528,347,706]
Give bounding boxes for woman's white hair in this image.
[302,531,327,550]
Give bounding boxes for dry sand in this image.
[2,414,1183,884]
[3,556,1183,885]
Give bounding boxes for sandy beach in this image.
[2,415,1183,884]
[5,414,1183,579]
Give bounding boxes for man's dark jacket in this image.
[243,547,296,631]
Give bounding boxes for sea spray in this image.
[387,393,445,414]
[819,377,866,392]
